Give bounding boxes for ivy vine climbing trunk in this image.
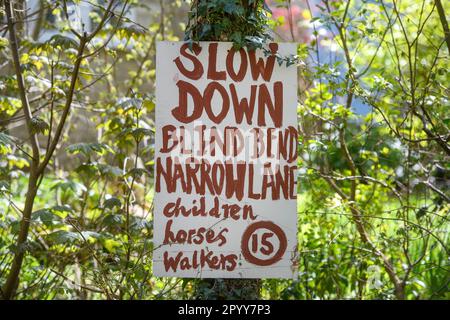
[184,0,274,300]
[195,279,261,300]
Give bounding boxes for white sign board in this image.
[154,41,298,278]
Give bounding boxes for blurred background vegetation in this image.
[0,0,448,300]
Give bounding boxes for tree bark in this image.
[1,173,39,299]
[32,0,46,41]
[195,279,261,300]
[1,0,41,300]
[1,0,89,299]
[190,0,262,299]
[435,0,450,54]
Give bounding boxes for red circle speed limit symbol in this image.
[241,221,287,266]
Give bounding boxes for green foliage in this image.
[184,0,298,66]
[0,0,448,300]
[185,0,273,49]
[294,0,449,300]
[66,143,114,158]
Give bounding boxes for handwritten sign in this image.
[154,41,298,278]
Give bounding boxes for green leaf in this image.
[126,168,150,178]
[0,36,8,49]
[131,128,153,141]
[47,230,80,244]
[32,209,62,227]
[52,205,73,213]
[75,163,99,176]
[80,231,101,242]
[116,97,142,111]
[103,214,124,226]
[48,34,79,49]
[416,206,427,220]
[103,197,122,209]
[51,179,87,194]
[117,25,146,38]
[97,164,122,178]
[30,117,49,134]
[51,205,73,218]
[143,99,155,112]
[130,216,151,231]
[224,2,237,14]
[66,142,114,157]
[0,132,14,146]
[262,1,273,14]
[0,180,10,195]
[102,238,122,253]
[200,24,212,38]
[0,132,14,154]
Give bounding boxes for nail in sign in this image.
[154,41,298,278]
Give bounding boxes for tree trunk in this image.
[190,0,262,300]
[2,172,39,299]
[1,0,41,300]
[195,279,261,300]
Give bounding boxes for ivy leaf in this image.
[224,2,237,14]
[199,24,212,38]
[262,1,273,14]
